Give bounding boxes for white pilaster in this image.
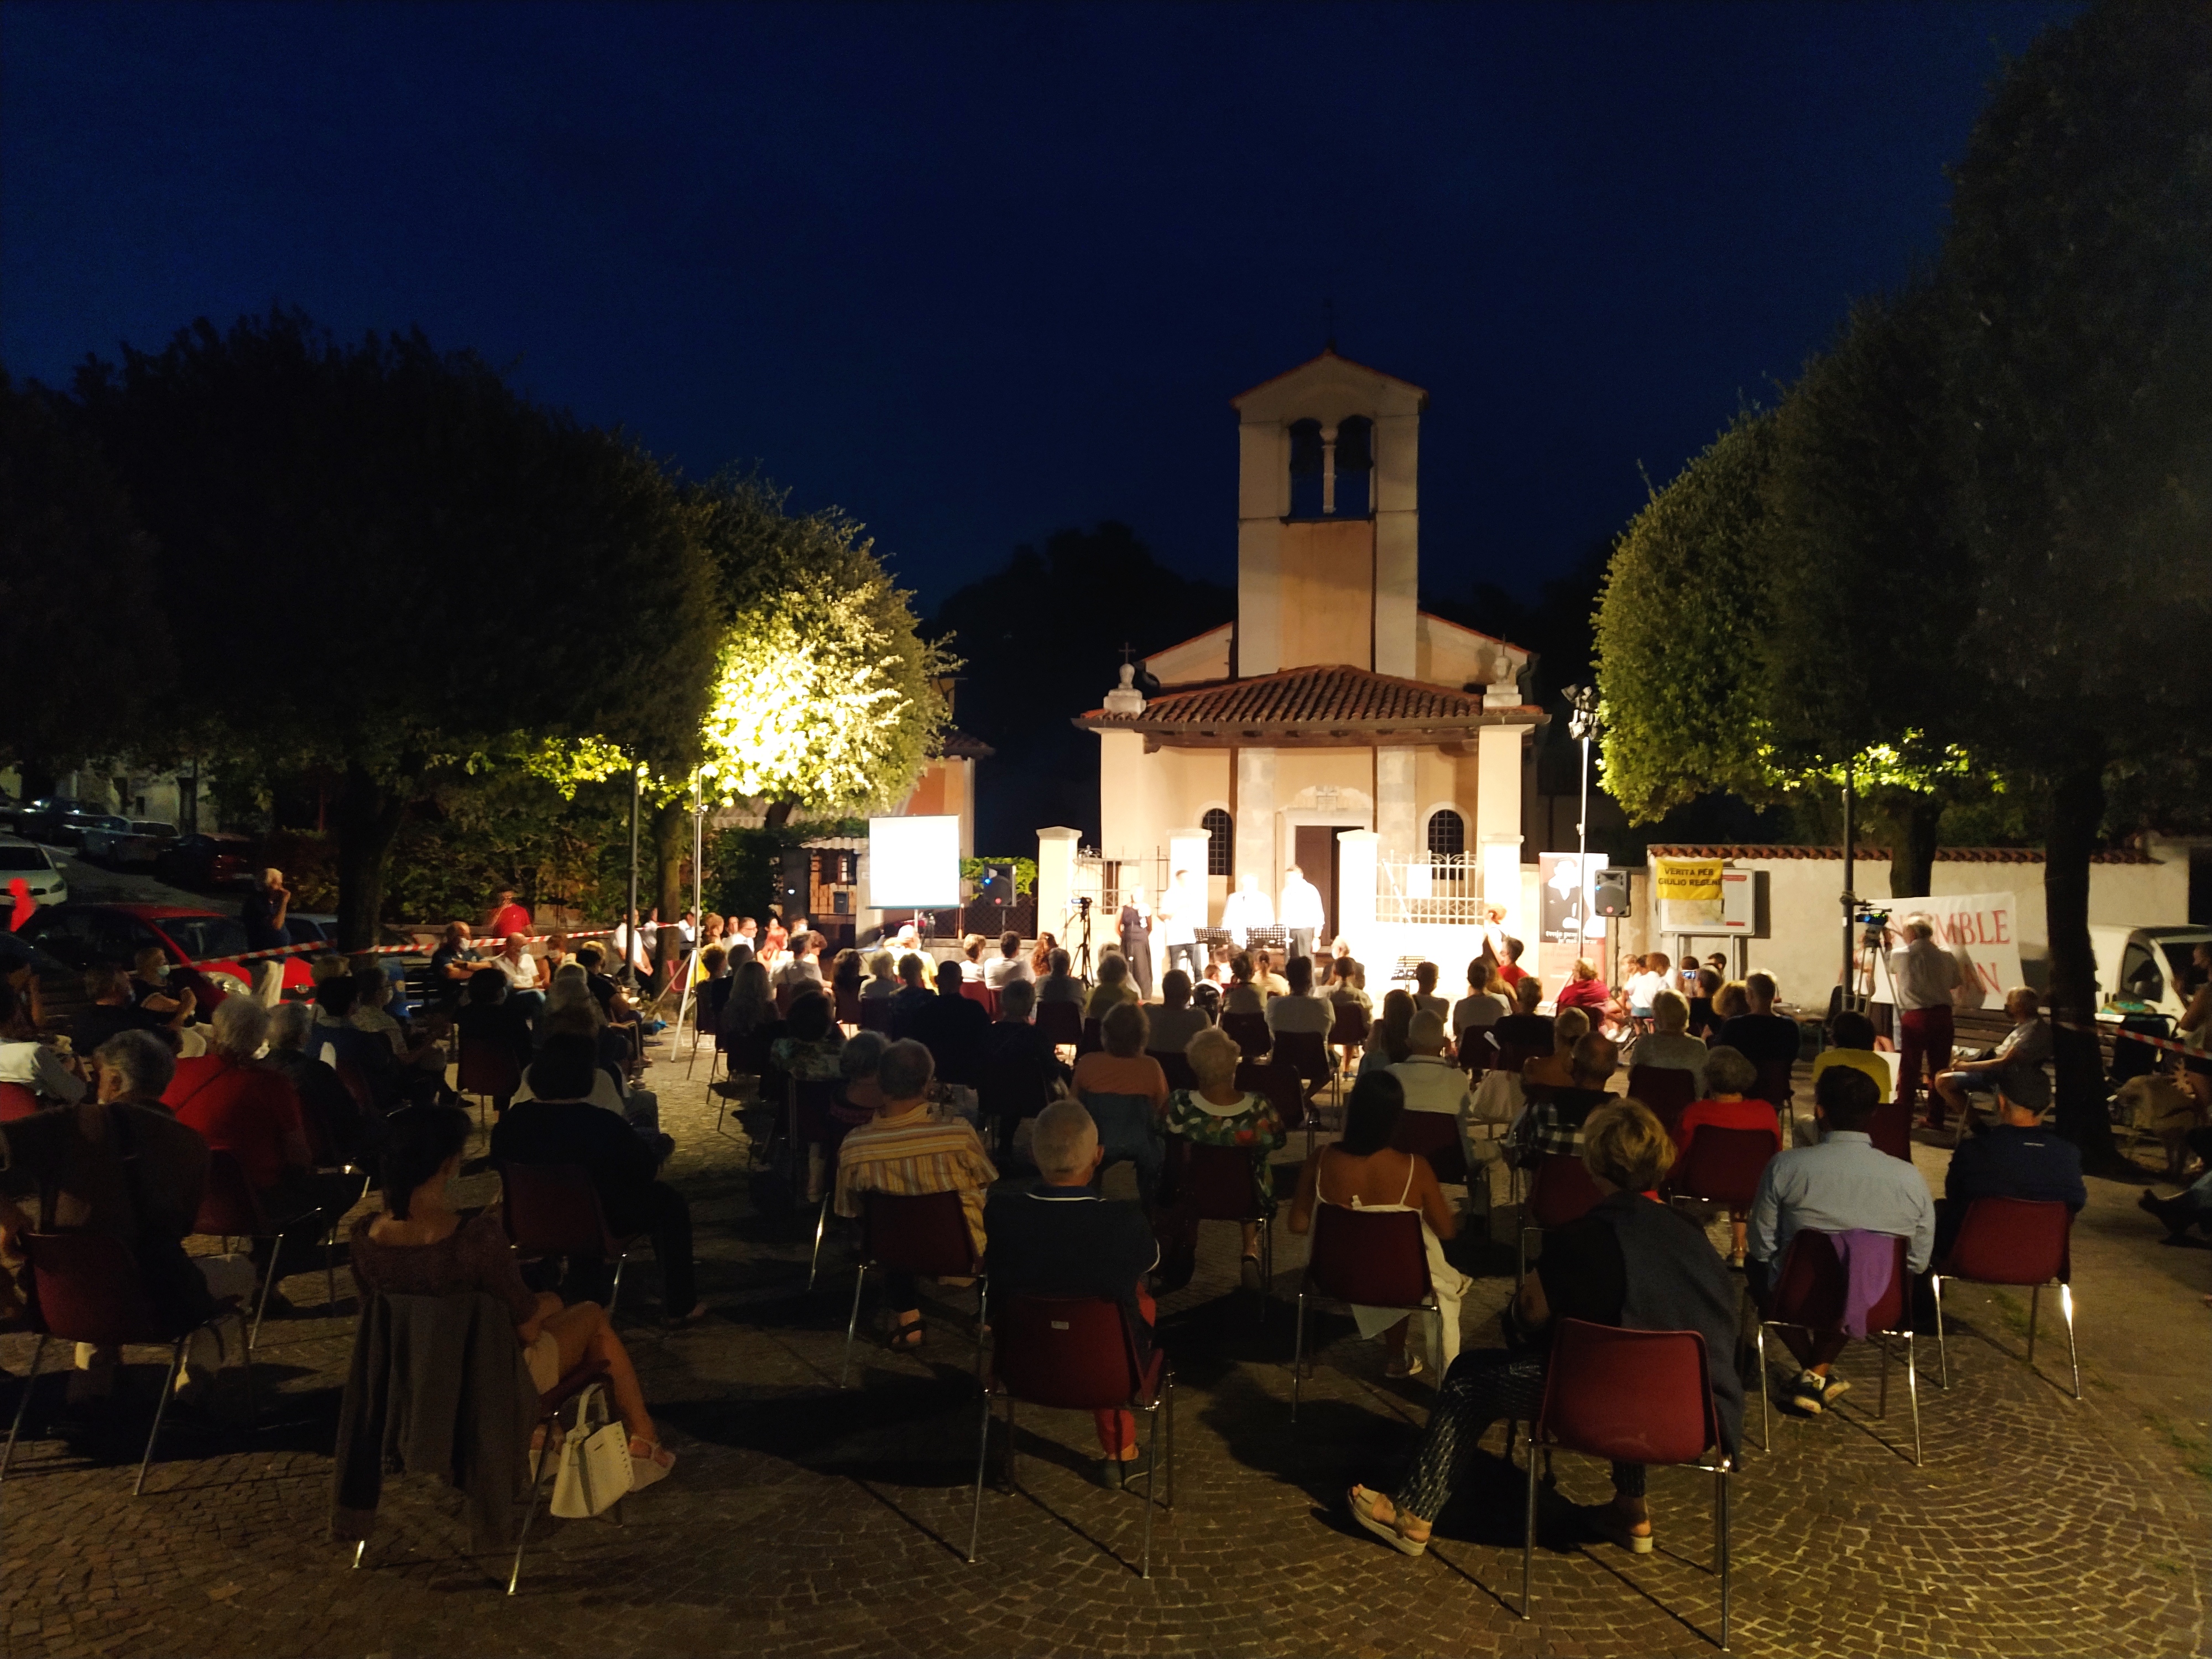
[1477,723,1532,939]
[1335,829,1379,963]
[1236,747,1277,898]
[1035,827,1081,945]
[1375,747,1417,862]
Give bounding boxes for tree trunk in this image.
[763,799,795,831]
[2044,749,2120,1168]
[334,759,409,951]
[654,798,689,924]
[1888,791,1945,898]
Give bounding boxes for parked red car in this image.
[16,902,314,1005]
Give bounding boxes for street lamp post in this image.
[1563,685,1601,960]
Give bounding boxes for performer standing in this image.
[1157,868,1201,982]
[1118,884,1155,1000]
[1219,873,1274,947]
[1279,864,1325,964]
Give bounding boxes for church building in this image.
[1064,349,1545,958]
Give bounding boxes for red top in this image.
[1499,962,1527,987]
[1677,1095,1783,1156]
[488,902,532,940]
[163,1055,305,1190]
[1555,977,1610,1012]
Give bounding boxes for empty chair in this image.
[1867,1095,1913,1161]
[1149,1049,1199,1093]
[969,1294,1173,1575]
[1666,1126,1777,1214]
[1931,1197,2079,1399]
[1292,1205,1434,1420]
[1271,1029,1331,1104]
[1752,1229,1921,1463]
[1034,1000,1083,1050]
[498,1162,644,1320]
[1626,1065,1695,1138]
[833,983,863,1027]
[1077,1016,1105,1056]
[1238,1058,1306,1136]
[958,980,999,1020]
[1220,1011,1271,1059]
[857,998,896,1035]
[841,1188,986,1387]
[3,1231,253,1495]
[456,1036,521,1124]
[192,1149,305,1347]
[1518,1320,1734,1647]
[1752,1058,1795,1115]
[1391,1110,1468,1188]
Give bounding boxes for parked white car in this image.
[0,836,69,907]
[2090,925,2212,1025]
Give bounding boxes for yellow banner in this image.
[1654,858,1723,901]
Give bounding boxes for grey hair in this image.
[998,977,1035,1020]
[1030,1098,1098,1180]
[1651,988,1690,1032]
[268,1000,312,1051]
[839,1029,890,1081]
[1703,1045,1758,1096]
[878,1039,935,1101]
[94,1029,176,1099]
[211,993,270,1059]
[1569,1031,1619,1087]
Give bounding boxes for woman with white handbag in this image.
[348,1106,677,1493]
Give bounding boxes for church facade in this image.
[1061,350,1545,961]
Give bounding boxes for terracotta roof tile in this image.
[1081,664,1537,731]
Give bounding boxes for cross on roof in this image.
[1119,641,1135,665]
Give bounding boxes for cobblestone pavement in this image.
[3,1037,2206,1658]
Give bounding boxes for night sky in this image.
[3,1,2073,613]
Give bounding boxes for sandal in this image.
[628,1436,676,1492]
[1347,1484,1428,1556]
[1584,1503,1655,1554]
[888,1320,926,1352]
[1384,1353,1425,1381]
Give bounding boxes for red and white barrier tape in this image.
[2057,1017,2200,1057]
[227,925,618,964]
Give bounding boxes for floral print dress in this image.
[1165,1088,1286,1215]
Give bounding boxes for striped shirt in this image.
[833,1104,999,1255]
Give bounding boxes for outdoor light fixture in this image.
[1562,685,1601,956]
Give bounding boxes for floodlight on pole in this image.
[1562,685,1601,959]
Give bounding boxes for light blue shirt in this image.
[1748,1131,1936,1275]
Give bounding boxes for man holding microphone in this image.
[1891,917,1961,1125]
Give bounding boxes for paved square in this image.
[3,1047,2205,1658]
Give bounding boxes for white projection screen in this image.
[867,815,961,910]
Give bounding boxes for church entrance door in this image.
[1293,825,1340,946]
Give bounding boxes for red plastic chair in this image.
[1517,1153,1606,1282]
[1034,1000,1082,1050]
[456,1036,521,1125]
[0,1081,40,1121]
[1666,1126,1777,1213]
[1391,1111,1468,1187]
[959,980,999,1020]
[1292,1204,1434,1419]
[969,1294,1172,1574]
[1149,1050,1199,1093]
[1752,1058,1796,1114]
[193,1149,313,1348]
[1495,1041,1545,1078]
[841,1188,985,1387]
[2,1231,253,1495]
[1173,1139,1275,1316]
[1077,1017,1105,1056]
[834,984,863,1027]
[1932,1198,2078,1399]
[1220,1011,1271,1059]
[1627,1065,1696,1139]
[1867,1095,1912,1162]
[498,1162,645,1320]
[1754,1229,1919,1463]
[857,998,896,1035]
[1517,1320,1732,1646]
[1237,1058,1305,1138]
[1271,1030,1331,1100]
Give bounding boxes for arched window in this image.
[1426,808,1466,868]
[1334,415,1373,517]
[1202,808,1233,877]
[1288,419,1324,519]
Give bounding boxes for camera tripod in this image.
[1066,895,1094,984]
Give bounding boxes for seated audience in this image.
[1029,931,1061,980]
[1191,979,1223,1024]
[1145,969,1211,1051]
[1939,1081,2084,1259]
[1265,955,1337,1040]
[1507,1032,1618,1167]
[1491,976,1554,1058]
[1622,951,1671,1024]
[1084,951,1140,1020]
[1411,961,1448,1024]
[827,947,864,1012]
[1250,950,1290,1000]
[1747,1066,1934,1416]
[911,959,993,1100]
[490,1036,701,1324]
[1931,986,2052,1133]
[1389,1010,1471,1118]
[356,1104,674,1488]
[1495,935,1528,988]
[69,965,168,1056]
[1290,1073,1467,1378]
[267,1000,377,1164]
[958,934,988,983]
[775,931,827,993]
[718,958,783,1072]
[1625,989,1709,1097]
[1,980,88,1103]
[429,921,480,1003]
[2140,1161,2212,1240]
[493,930,544,1020]
[886,953,938,1037]
[1675,1045,1783,1265]
[1686,967,1723,1038]
[1072,1001,1169,1204]
[1357,989,1418,1078]
[1347,1100,1741,1558]
[454,968,535,1114]
[980,979,1070,1160]
[128,945,197,1028]
[1161,1025,1285,1288]
[1452,961,1509,1047]
[1035,947,1084,1006]
[833,1040,997,1349]
[352,963,446,1105]
[1715,971,1801,1082]
[859,950,900,1001]
[1330,958,1374,1017]
[1810,1009,1893,1103]
[1222,953,1264,1016]
[984,931,1032,990]
[983,1099,1160,1486]
[1553,957,1610,1017]
[773,992,849,1203]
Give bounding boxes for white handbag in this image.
[550,1383,634,1518]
